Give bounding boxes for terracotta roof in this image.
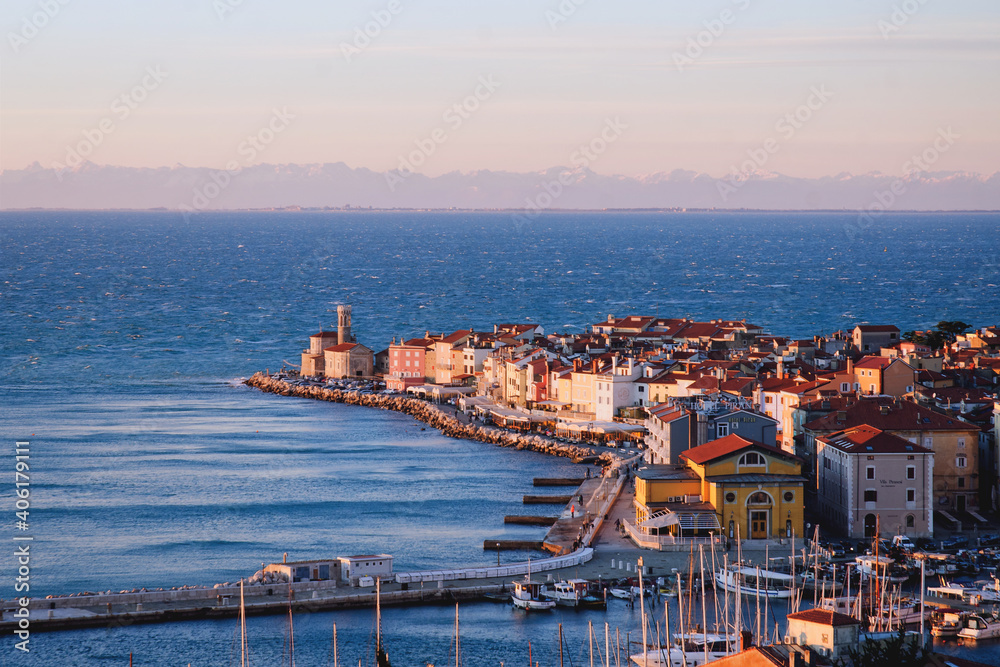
[819,425,932,454]
[681,434,800,465]
[786,609,860,626]
[324,343,360,353]
[309,331,338,338]
[804,397,978,433]
[854,356,893,369]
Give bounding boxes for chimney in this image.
[788,650,802,667]
[847,357,853,374]
[740,630,753,652]
[592,359,598,373]
[777,359,784,380]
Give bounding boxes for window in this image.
[958,477,965,488]
[717,422,729,437]
[864,490,877,502]
[866,466,875,480]
[740,452,765,467]
[783,491,794,502]
[906,466,915,479]
[958,438,966,449]
[906,489,915,502]
[725,492,736,503]
[841,383,850,392]
[923,437,932,448]
[906,515,915,528]
[956,456,967,468]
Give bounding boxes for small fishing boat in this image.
[957,612,1000,641]
[511,578,556,611]
[609,587,633,600]
[714,563,793,599]
[482,591,510,603]
[544,579,591,607]
[930,609,967,638]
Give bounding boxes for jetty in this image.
[1,549,594,634]
[523,495,573,504]
[244,373,615,465]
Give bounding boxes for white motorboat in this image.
[610,587,633,600]
[511,578,556,611]
[544,579,590,607]
[957,612,1000,641]
[714,564,793,599]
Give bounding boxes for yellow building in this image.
[634,434,806,543]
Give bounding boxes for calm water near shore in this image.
[1,210,998,664]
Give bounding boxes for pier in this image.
[503,515,558,525]
[533,477,587,486]
[3,549,594,634]
[523,495,572,504]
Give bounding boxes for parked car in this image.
[979,533,1000,547]
[942,535,970,551]
[826,542,846,558]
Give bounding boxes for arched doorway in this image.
[746,491,772,539]
[864,513,877,538]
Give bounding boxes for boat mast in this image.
[455,603,460,667]
[920,559,926,649]
[605,622,610,667]
[676,569,687,666]
[638,558,647,662]
[699,545,709,667]
[240,580,249,667]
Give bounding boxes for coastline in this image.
[243,372,616,466]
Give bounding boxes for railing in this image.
[622,520,722,550]
[394,548,594,584]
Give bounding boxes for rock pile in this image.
[244,373,615,465]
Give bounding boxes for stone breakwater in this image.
[244,373,615,465]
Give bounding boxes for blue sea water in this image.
[1,210,999,665]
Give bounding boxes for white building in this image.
[339,554,393,585]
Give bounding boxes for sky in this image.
[2,0,999,179]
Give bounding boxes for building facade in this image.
[816,425,934,538]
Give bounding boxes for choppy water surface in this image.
[1,210,998,664]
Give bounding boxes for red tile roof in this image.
[681,434,800,465]
[804,397,978,433]
[324,343,360,353]
[819,425,932,454]
[855,325,900,333]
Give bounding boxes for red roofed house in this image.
[323,343,374,379]
[804,397,981,518]
[632,434,805,546]
[301,330,339,377]
[816,425,934,538]
[852,324,900,354]
[853,356,917,397]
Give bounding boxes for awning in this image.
[639,512,680,529]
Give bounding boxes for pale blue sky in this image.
[2,0,998,177]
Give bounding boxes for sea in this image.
[1,210,999,665]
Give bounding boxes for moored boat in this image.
[957,612,1000,641]
[511,578,556,611]
[714,563,793,599]
[930,609,967,638]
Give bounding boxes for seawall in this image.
[243,373,615,465]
